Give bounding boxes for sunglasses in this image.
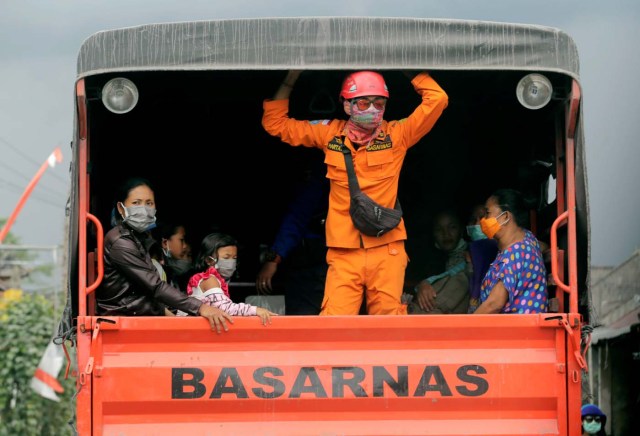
[584,416,602,423]
[351,97,387,111]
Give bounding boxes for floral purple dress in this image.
[479,230,548,314]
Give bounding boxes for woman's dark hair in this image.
[194,233,238,272]
[115,177,154,204]
[491,188,530,229]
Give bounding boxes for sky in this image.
[0,0,639,267]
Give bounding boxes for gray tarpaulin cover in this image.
[77,17,579,79]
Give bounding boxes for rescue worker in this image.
[262,70,448,315]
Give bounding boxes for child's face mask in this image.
[209,256,237,278]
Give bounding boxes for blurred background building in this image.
[587,250,640,436]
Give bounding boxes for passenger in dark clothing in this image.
[97,177,233,333]
[256,160,329,315]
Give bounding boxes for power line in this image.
[0,136,69,186]
[0,160,68,201]
[0,177,66,209]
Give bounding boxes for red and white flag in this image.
[30,340,65,401]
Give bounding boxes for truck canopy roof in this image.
[77,17,580,80]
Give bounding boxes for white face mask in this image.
[119,203,156,232]
[209,256,237,278]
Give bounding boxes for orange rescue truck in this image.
[58,17,592,435]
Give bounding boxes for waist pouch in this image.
[350,192,402,237]
[340,141,402,237]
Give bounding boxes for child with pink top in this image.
[180,232,277,325]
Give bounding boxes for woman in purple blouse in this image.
[474,189,548,314]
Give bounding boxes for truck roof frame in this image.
[77,17,580,80]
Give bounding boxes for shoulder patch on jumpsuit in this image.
[309,119,331,125]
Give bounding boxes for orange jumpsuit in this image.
[262,72,448,315]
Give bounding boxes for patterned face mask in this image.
[349,102,384,129]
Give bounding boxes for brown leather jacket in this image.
[97,224,202,316]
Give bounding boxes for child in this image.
[180,232,277,325]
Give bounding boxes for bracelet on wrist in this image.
[281,82,294,88]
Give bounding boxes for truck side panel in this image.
[79,315,571,435]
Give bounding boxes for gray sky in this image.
[0,0,638,267]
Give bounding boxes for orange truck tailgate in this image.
[77,314,577,435]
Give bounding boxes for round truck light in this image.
[101,77,139,114]
[516,73,553,110]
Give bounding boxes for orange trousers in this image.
[320,241,408,315]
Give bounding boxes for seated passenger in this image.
[409,209,470,314]
[182,232,278,325]
[474,189,548,314]
[154,222,193,288]
[97,177,232,333]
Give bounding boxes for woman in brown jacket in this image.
[97,177,233,333]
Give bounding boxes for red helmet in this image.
[340,71,389,100]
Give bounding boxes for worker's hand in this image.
[256,262,277,294]
[256,307,278,326]
[416,281,437,312]
[198,304,233,333]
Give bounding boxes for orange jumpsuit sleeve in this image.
[261,99,343,148]
[387,72,448,150]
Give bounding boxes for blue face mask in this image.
[583,419,602,434]
[466,224,488,241]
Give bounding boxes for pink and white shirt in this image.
[177,266,257,316]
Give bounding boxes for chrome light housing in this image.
[101,77,139,114]
[516,73,553,110]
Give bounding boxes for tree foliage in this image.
[0,290,75,436]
